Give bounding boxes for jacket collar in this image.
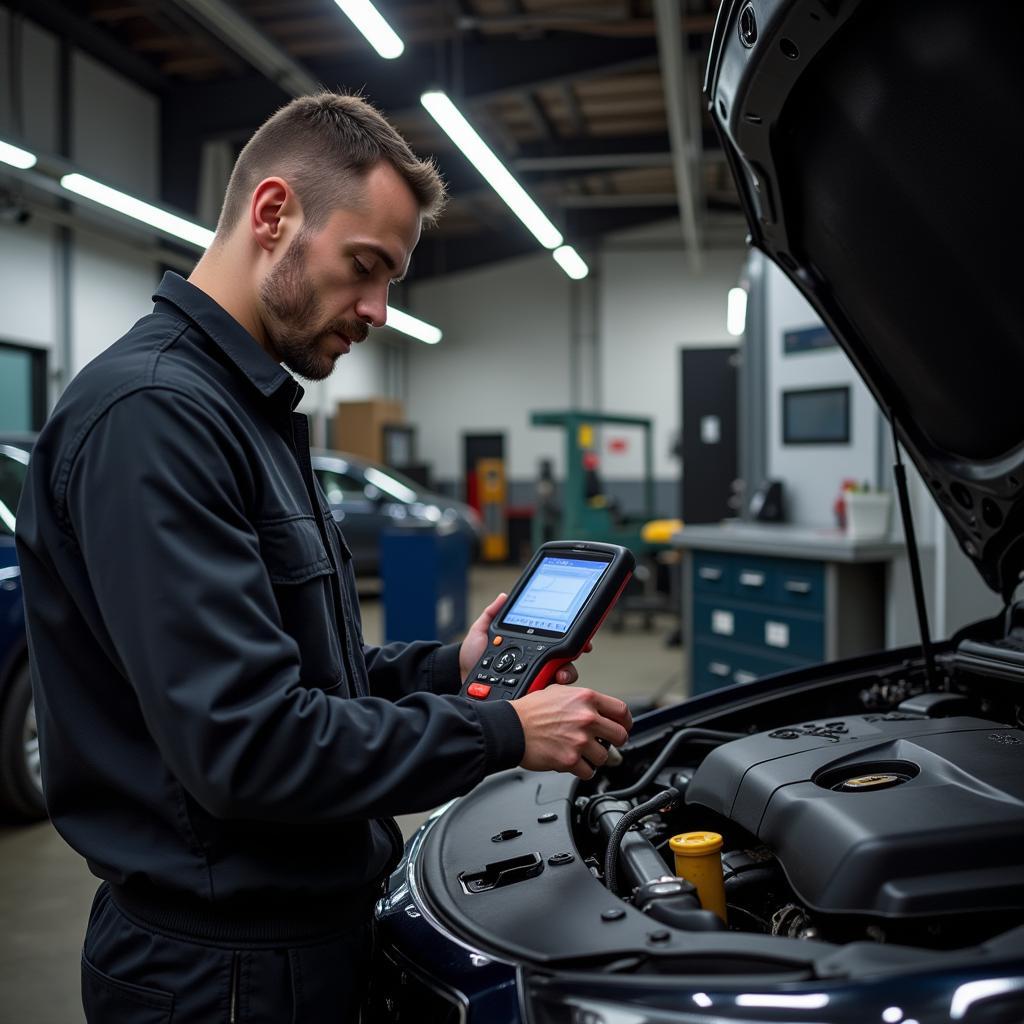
[153,271,303,408]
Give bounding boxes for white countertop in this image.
[672,521,910,562]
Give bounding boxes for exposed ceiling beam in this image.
[557,192,678,208]
[559,82,587,136]
[521,93,557,141]
[166,0,322,97]
[653,0,701,269]
[5,0,168,93]
[515,152,671,172]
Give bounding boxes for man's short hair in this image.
[216,92,446,239]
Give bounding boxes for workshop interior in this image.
[1,0,1022,1021]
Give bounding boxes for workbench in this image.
[673,523,905,696]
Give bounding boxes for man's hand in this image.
[460,592,591,684]
[511,686,632,780]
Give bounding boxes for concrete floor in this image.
[0,564,685,1022]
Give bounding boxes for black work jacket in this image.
[16,272,523,920]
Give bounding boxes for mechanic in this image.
[15,92,633,1022]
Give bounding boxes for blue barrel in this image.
[381,522,469,644]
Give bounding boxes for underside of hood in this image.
[706,0,1024,598]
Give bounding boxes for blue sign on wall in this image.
[783,325,837,355]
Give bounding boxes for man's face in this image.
[258,162,421,381]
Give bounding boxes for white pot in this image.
[846,492,892,540]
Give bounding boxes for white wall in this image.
[406,222,746,489]
[405,249,573,481]
[0,15,59,358]
[765,260,880,527]
[0,13,162,393]
[600,240,745,479]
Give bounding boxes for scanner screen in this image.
[502,556,609,635]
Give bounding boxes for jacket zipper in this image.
[229,951,240,1023]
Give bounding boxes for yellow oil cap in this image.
[669,831,723,857]
[669,831,726,922]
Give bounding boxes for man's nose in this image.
[355,285,388,329]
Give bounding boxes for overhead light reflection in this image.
[736,993,830,1009]
[950,978,1024,1020]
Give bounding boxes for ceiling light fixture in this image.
[420,90,563,250]
[0,140,37,170]
[727,286,747,336]
[334,0,404,59]
[385,306,442,344]
[60,173,216,248]
[552,245,589,280]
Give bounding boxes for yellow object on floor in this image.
[641,518,683,545]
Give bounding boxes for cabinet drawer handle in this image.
[733,671,757,685]
[709,661,731,677]
[784,580,812,594]
[738,570,765,588]
[698,566,723,581]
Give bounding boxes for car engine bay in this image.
[574,643,1024,959]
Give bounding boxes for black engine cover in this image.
[686,715,1024,917]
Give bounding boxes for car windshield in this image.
[0,446,30,536]
[315,467,371,505]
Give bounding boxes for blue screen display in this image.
[502,557,609,634]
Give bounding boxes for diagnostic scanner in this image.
[460,540,635,702]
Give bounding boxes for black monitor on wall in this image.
[782,386,850,445]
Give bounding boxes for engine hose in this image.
[604,788,679,896]
[598,728,741,803]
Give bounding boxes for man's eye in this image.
[354,258,370,276]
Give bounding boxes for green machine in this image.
[530,410,658,553]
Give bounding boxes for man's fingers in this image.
[593,691,633,730]
[555,664,578,685]
[592,716,629,748]
[581,738,610,766]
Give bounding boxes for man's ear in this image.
[250,177,298,253]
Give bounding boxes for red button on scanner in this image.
[467,682,492,699]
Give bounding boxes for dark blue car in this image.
[0,438,41,819]
[366,1,1024,1020]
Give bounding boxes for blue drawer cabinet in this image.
[684,547,885,697]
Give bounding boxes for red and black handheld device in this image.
[460,540,635,702]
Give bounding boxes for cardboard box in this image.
[332,398,405,462]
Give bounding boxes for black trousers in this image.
[81,884,374,1023]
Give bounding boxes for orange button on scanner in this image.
[467,682,492,699]
[492,636,503,646]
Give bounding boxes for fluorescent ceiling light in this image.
[727,286,747,336]
[385,306,442,344]
[334,0,404,59]
[553,245,589,280]
[60,173,215,249]
[0,139,37,169]
[421,91,563,250]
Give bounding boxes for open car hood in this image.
[706,0,1024,598]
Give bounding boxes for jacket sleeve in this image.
[64,387,524,823]
[362,640,464,700]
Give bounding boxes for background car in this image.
[311,449,482,576]
[0,437,42,820]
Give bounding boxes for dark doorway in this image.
[680,347,739,524]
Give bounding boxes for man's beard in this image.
[258,231,368,381]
